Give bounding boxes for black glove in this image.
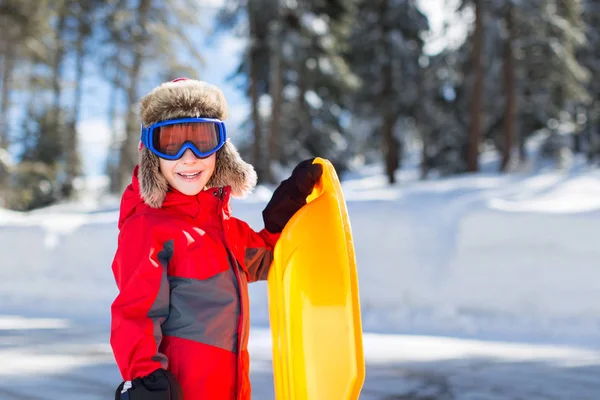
[263,158,323,233]
[115,369,183,400]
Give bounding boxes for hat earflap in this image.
[207,140,257,198]
[139,146,168,208]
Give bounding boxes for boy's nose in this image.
[180,149,198,163]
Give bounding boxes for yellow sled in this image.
[267,157,365,400]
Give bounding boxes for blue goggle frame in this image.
[140,117,227,160]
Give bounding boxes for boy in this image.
[111,78,322,399]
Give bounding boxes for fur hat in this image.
[138,78,257,208]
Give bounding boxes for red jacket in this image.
[110,167,279,399]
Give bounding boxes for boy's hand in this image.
[262,158,323,233]
[115,369,182,400]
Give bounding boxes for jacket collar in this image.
[161,184,232,220]
[118,166,232,230]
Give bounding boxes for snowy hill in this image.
[2,160,600,398]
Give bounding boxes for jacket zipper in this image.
[218,186,245,399]
[231,253,245,400]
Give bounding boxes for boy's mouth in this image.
[177,171,203,180]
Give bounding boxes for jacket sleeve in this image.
[110,215,172,381]
[230,217,281,283]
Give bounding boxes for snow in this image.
[300,13,329,36]
[77,120,114,178]
[489,174,600,213]
[416,0,471,56]
[2,159,600,398]
[304,90,323,109]
[0,148,13,168]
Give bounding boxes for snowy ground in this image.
[2,319,599,399]
[2,153,600,399]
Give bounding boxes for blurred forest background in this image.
[0,0,598,211]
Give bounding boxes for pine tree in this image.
[0,0,51,150]
[217,0,277,182]
[101,0,207,192]
[580,0,600,161]
[348,0,428,183]
[517,0,589,162]
[218,0,359,181]
[283,0,359,175]
[501,2,517,171]
[466,0,485,172]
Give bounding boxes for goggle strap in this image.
[140,125,149,146]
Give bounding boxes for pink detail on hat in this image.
[138,141,144,150]
[171,77,190,83]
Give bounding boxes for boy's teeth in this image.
[179,172,201,178]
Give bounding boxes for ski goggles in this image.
[140,117,227,160]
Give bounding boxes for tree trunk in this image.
[382,112,399,184]
[518,127,527,162]
[108,62,122,194]
[380,0,399,184]
[587,107,598,163]
[117,0,151,192]
[573,131,582,153]
[382,56,399,184]
[467,0,484,172]
[501,3,516,172]
[248,5,267,182]
[417,62,429,179]
[268,7,283,179]
[419,130,430,180]
[0,35,14,150]
[52,1,68,134]
[297,48,311,150]
[249,52,265,180]
[64,4,87,195]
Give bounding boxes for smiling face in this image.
[159,148,216,196]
